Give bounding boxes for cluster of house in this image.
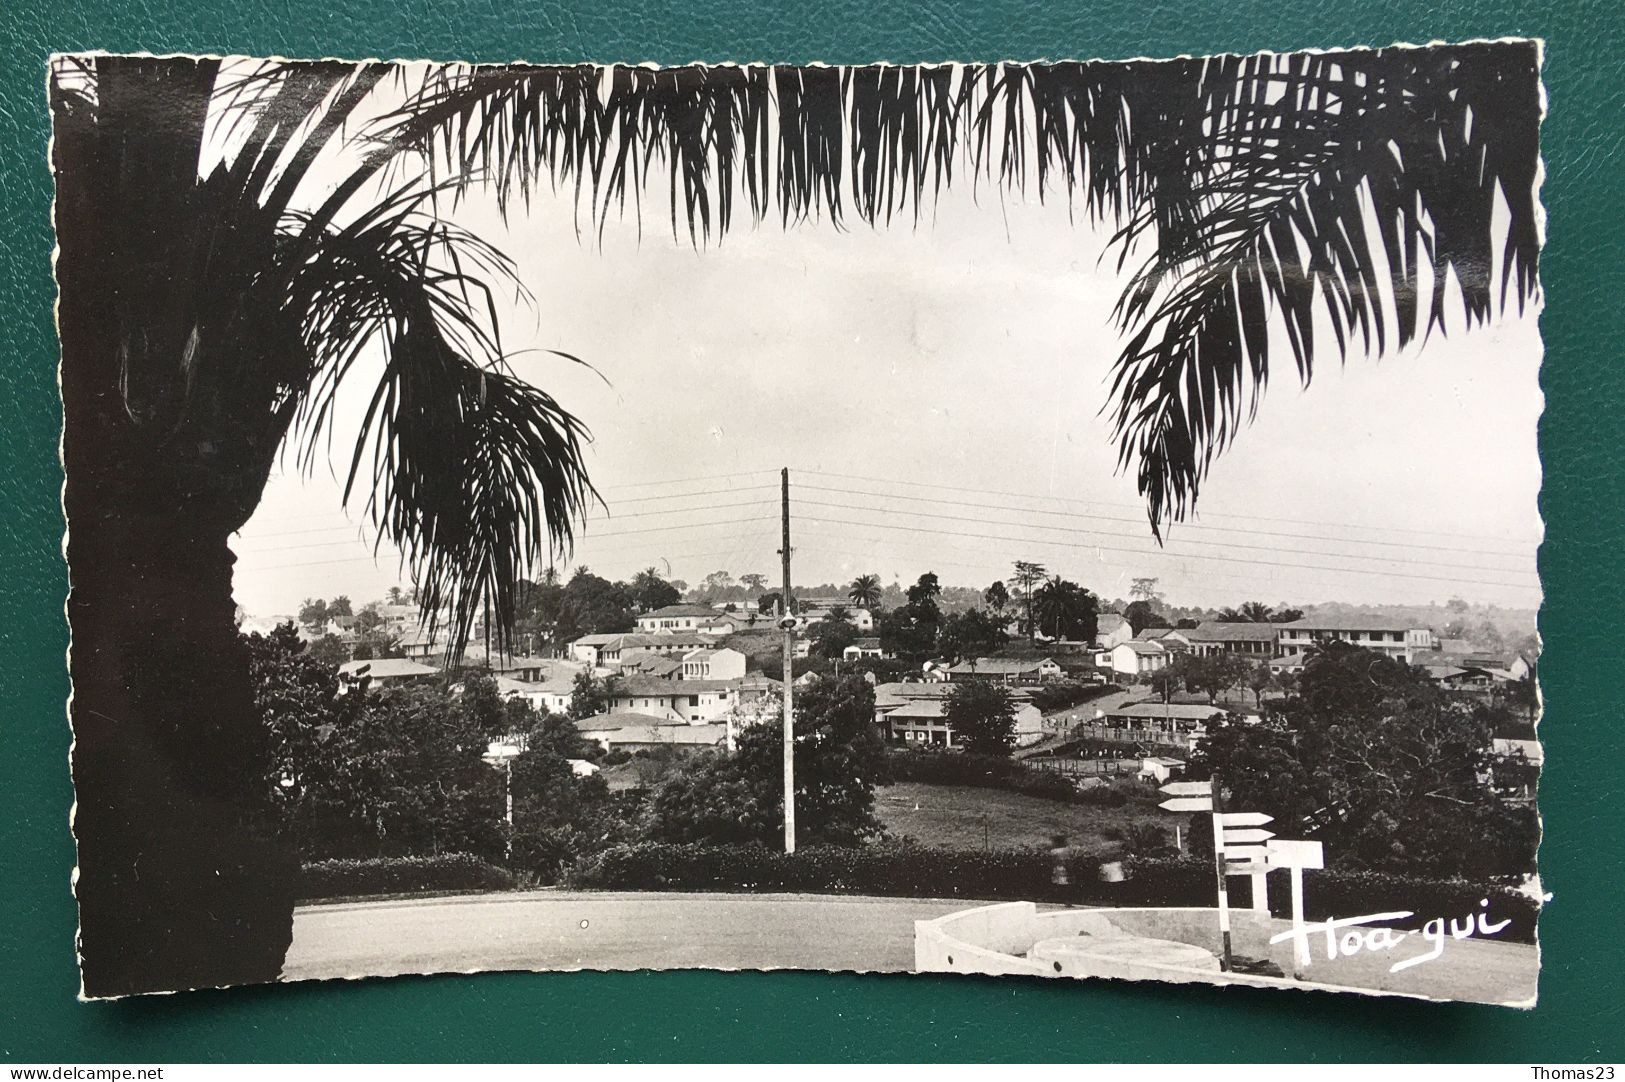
[1090,612,1534,689]
[321,596,1534,766]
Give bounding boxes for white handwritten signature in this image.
[1268,899,1512,973]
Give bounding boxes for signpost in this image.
[1266,839,1325,968]
[1161,778,1232,971]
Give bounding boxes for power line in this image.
[793,483,1535,562]
[791,513,1538,592]
[797,468,1541,549]
[790,496,1536,576]
[238,498,781,547]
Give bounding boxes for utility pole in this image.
[779,467,796,854]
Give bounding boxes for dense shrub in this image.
[565,841,1093,902]
[562,844,1538,943]
[299,854,516,900]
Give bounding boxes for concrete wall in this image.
[913,903,1431,1000]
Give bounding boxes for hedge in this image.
[565,841,1097,902]
[563,843,1539,943]
[299,853,516,900]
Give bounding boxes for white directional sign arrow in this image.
[1217,812,1274,828]
[1159,796,1214,813]
[1159,780,1213,798]
[1222,828,1275,845]
[1221,844,1270,862]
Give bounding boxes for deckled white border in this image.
[49,37,1548,1003]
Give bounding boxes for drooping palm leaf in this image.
[279,190,595,654]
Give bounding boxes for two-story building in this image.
[605,675,741,724]
[1276,617,1433,662]
[635,604,741,635]
[1100,640,1172,677]
[872,682,1044,747]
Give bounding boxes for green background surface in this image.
[2,0,1621,1063]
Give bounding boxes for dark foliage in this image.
[299,853,515,900]
[643,675,887,846]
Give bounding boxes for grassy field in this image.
[873,781,1178,855]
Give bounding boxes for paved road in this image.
[281,891,993,982]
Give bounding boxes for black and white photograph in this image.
[51,42,1544,1005]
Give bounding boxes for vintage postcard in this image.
[51,42,1543,1004]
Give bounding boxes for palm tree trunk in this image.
[54,64,298,996]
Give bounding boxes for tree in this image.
[298,598,330,631]
[1269,606,1305,624]
[386,586,405,605]
[328,596,353,619]
[757,590,783,617]
[983,580,1010,617]
[644,675,886,846]
[51,45,1540,993]
[1009,561,1047,642]
[1033,575,1100,643]
[1141,658,1186,704]
[848,573,883,611]
[630,567,681,613]
[937,609,1008,662]
[808,616,859,660]
[906,571,942,617]
[307,634,350,667]
[945,681,1017,757]
[1192,645,1538,879]
[1246,662,1277,707]
[739,573,769,598]
[507,721,629,881]
[1218,601,1273,622]
[243,622,365,854]
[1122,599,1163,635]
[699,570,736,601]
[456,673,510,739]
[1183,653,1250,704]
[1129,578,1163,605]
[568,671,615,721]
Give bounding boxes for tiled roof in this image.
[1184,621,1278,642]
[1279,615,1422,632]
[572,711,678,731]
[642,604,729,619]
[610,675,738,696]
[1122,640,1168,655]
[1133,627,1175,640]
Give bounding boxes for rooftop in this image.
[1183,621,1278,642]
[641,604,730,619]
[1280,616,1425,633]
[1133,627,1176,641]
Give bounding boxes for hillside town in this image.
[241,567,1541,789]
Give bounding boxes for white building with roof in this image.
[1277,617,1433,662]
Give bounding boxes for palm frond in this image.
[369,45,1539,537]
[281,193,595,653]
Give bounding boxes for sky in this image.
[229,70,1544,619]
